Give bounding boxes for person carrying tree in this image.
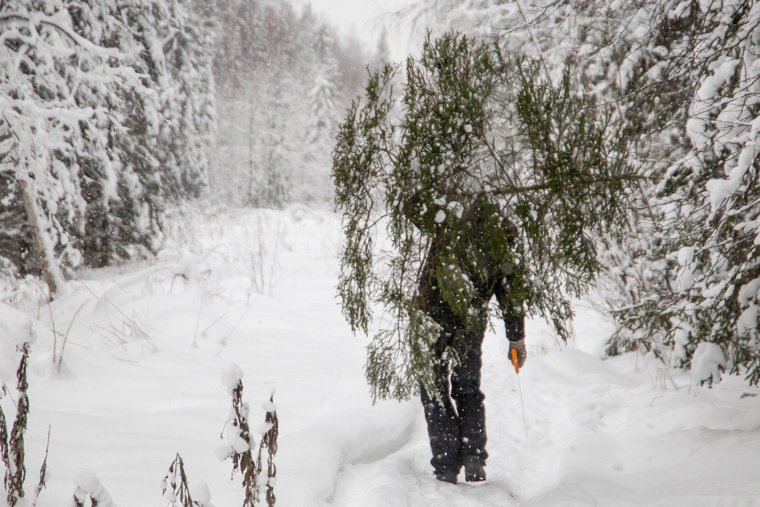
[405,193,527,483]
[332,32,633,487]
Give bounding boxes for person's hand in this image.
[509,339,527,368]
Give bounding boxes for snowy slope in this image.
[1,206,759,506]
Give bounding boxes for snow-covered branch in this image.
[0,12,123,58]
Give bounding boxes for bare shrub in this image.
[161,453,212,507]
[222,379,257,506]
[257,396,278,507]
[1,342,49,506]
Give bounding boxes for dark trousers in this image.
[420,319,488,475]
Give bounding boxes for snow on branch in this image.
[161,454,213,507]
[0,12,123,59]
[72,472,116,507]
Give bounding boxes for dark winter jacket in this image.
[406,194,525,343]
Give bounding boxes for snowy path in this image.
[2,207,759,506]
[329,316,760,507]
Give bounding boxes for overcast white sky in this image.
[290,0,416,56]
[292,0,407,32]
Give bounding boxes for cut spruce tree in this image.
[332,32,638,401]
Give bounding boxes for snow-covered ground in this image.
[1,206,759,506]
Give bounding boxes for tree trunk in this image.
[18,178,63,300]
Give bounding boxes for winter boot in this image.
[463,456,486,482]
[435,471,458,484]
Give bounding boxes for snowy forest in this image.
[0,0,759,506]
[0,0,373,288]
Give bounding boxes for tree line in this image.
[0,0,379,299]
[210,0,378,207]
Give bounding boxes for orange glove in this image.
[509,338,527,372]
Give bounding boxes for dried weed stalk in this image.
[161,453,204,507]
[223,381,279,506]
[0,342,49,507]
[256,396,278,507]
[226,379,257,506]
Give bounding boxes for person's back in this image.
[413,196,527,484]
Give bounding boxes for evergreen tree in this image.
[333,33,636,400]
[0,0,123,293]
[209,0,369,206]
[253,74,293,208]
[0,0,218,291]
[247,2,300,208]
[370,27,391,73]
[155,0,217,201]
[299,22,340,202]
[607,0,760,385]
[306,25,339,156]
[67,0,164,267]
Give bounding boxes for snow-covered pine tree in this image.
[610,0,760,385]
[534,0,760,386]
[159,0,216,201]
[1,0,219,289]
[66,0,164,268]
[209,0,369,206]
[112,0,216,214]
[80,0,216,261]
[298,22,340,203]
[253,67,294,208]
[306,25,339,152]
[246,1,303,208]
[0,0,125,294]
